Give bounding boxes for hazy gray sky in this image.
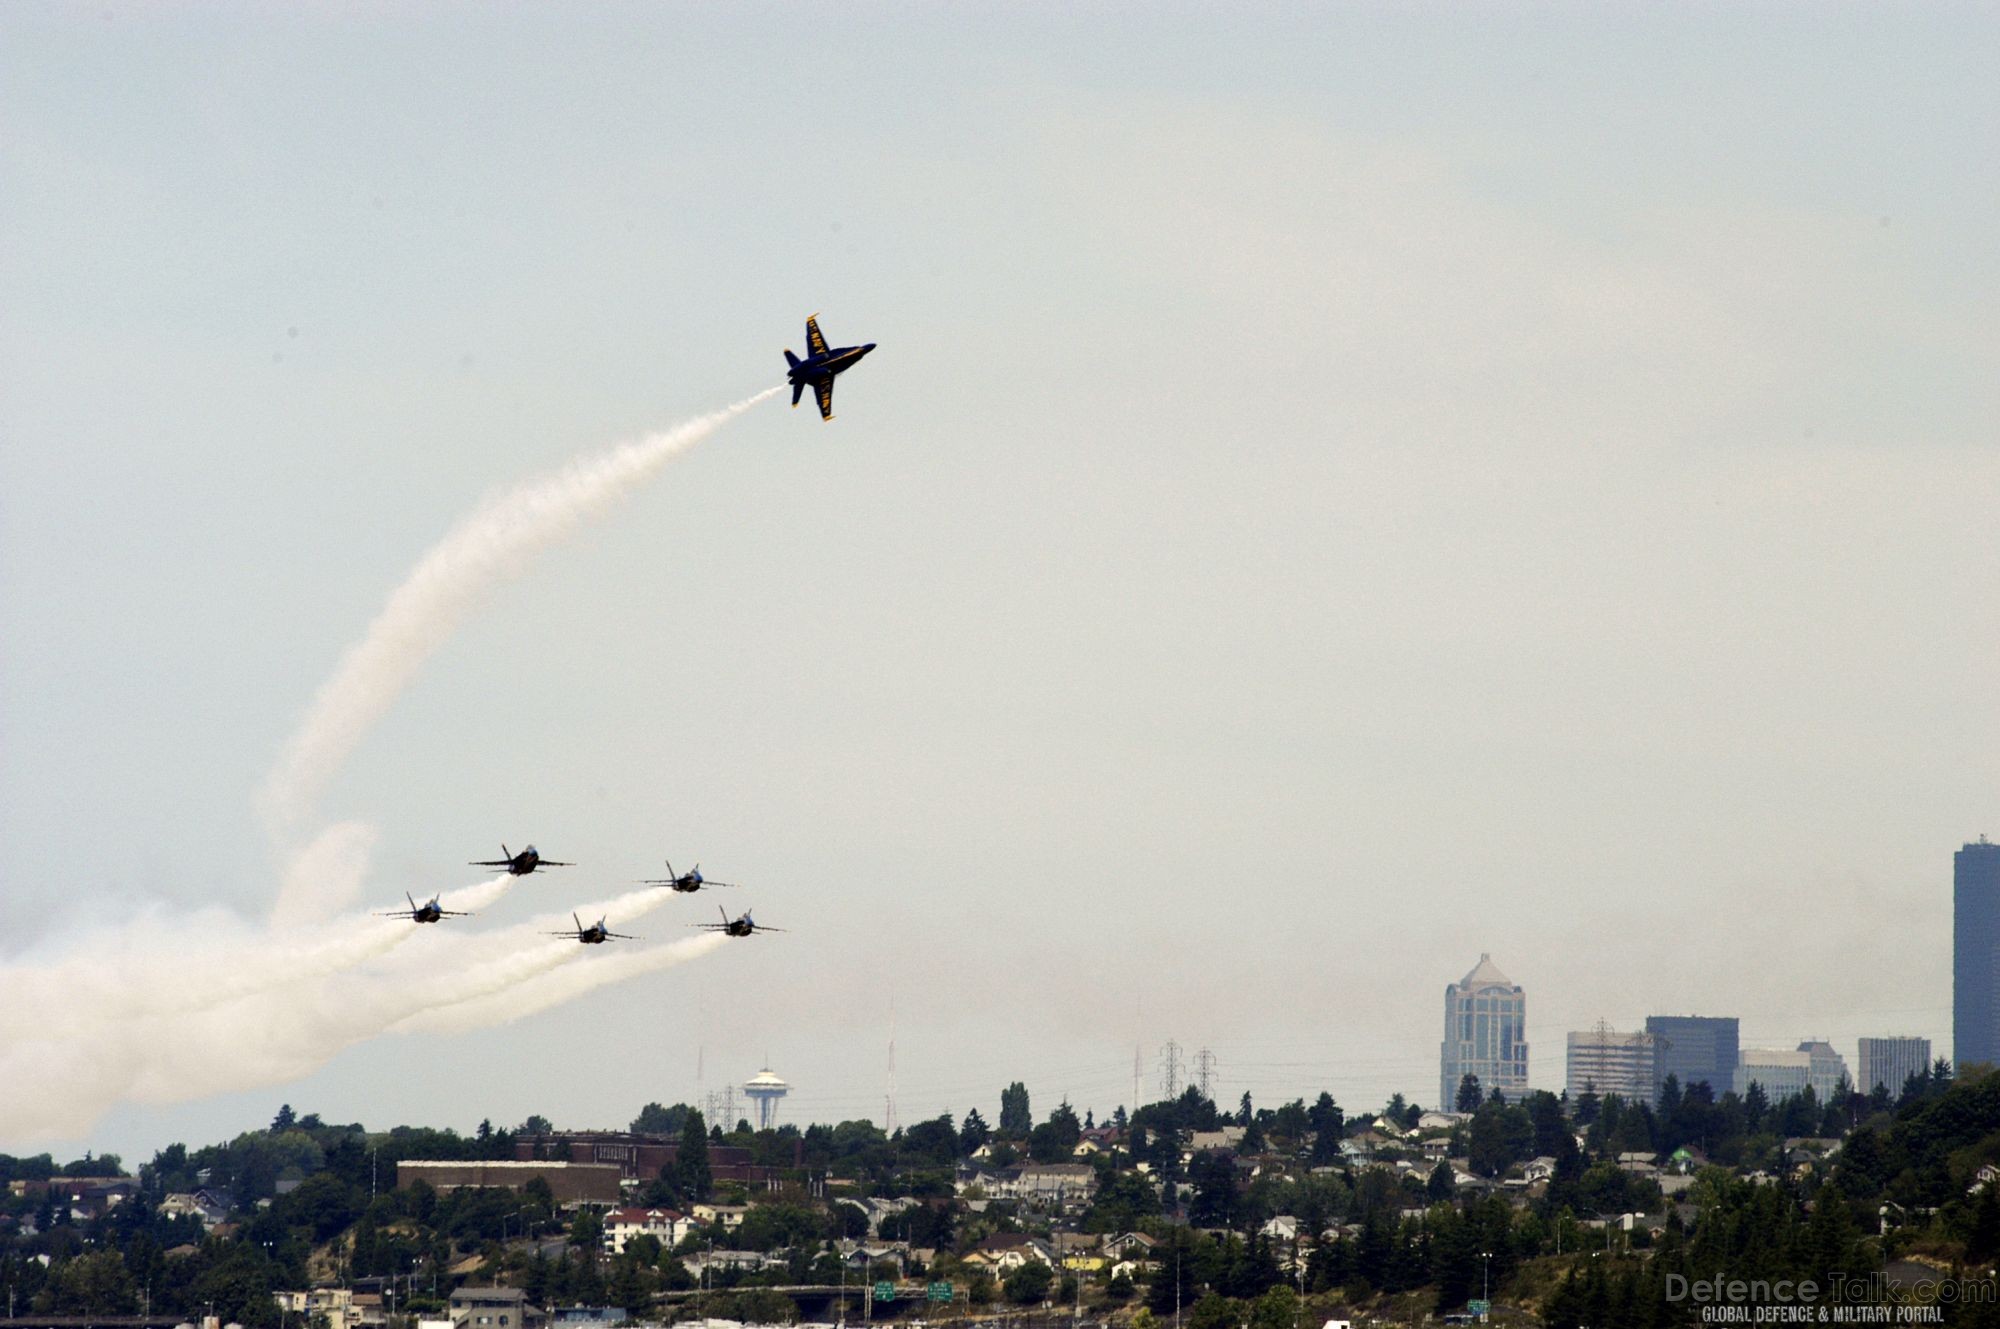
[2,3,1996,1159]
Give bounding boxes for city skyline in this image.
[2,5,1993,1161]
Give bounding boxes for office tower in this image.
[1736,1048,1812,1100]
[1566,1025,1657,1102]
[1955,837,2000,1070]
[1857,1037,1930,1096]
[1645,1014,1740,1103]
[1440,954,1528,1108]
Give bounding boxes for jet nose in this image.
[863,343,877,353]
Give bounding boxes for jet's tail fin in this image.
[784,349,801,369]
[791,381,805,408]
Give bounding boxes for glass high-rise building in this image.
[1954,837,2000,1070]
[1440,954,1528,1109]
[1858,1036,1931,1096]
[1566,1027,1656,1102]
[1644,1014,1739,1103]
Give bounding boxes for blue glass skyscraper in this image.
[1954,837,2000,1070]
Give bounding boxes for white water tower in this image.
[743,1067,790,1130]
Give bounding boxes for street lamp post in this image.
[1479,1250,1492,1320]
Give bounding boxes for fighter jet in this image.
[377,892,471,924]
[471,844,571,876]
[692,905,786,938]
[783,314,875,421]
[549,911,639,945]
[642,859,738,894]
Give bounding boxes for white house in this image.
[602,1206,687,1254]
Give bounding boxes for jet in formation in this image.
[643,859,737,894]
[551,912,638,945]
[472,844,571,876]
[784,314,875,421]
[693,906,785,938]
[378,892,470,924]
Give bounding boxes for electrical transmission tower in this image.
[1195,1048,1217,1102]
[1158,1040,1184,1100]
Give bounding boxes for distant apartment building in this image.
[1440,954,1528,1108]
[1645,1014,1740,1102]
[1956,837,2000,1070]
[512,1129,802,1185]
[395,1160,623,1205]
[1735,1048,1811,1100]
[1858,1036,1931,1095]
[1796,1040,1851,1100]
[1566,1026,1657,1102]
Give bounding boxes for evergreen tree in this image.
[958,1108,991,1154]
[1456,1074,1483,1112]
[1527,1090,1568,1157]
[1308,1092,1345,1165]
[676,1109,711,1199]
[999,1082,1032,1135]
[1743,1081,1770,1132]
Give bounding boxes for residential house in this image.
[449,1286,544,1329]
[1615,1152,1659,1177]
[1015,1163,1098,1202]
[689,1202,748,1230]
[1101,1232,1158,1264]
[962,1233,1055,1275]
[601,1206,687,1255]
[1261,1215,1301,1242]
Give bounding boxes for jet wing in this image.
[814,379,834,421]
[538,860,573,867]
[806,315,830,357]
[470,859,511,867]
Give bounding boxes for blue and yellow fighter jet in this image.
[783,314,875,420]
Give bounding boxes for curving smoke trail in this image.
[397,931,730,1034]
[259,387,782,881]
[0,392,773,1146]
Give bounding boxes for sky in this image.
[1,2,1996,1161]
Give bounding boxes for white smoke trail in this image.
[0,390,770,1145]
[0,885,671,1141]
[397,931,730,1034]
[259,387,782,876]
[270,819,378,931]
[0,876,511,1043]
